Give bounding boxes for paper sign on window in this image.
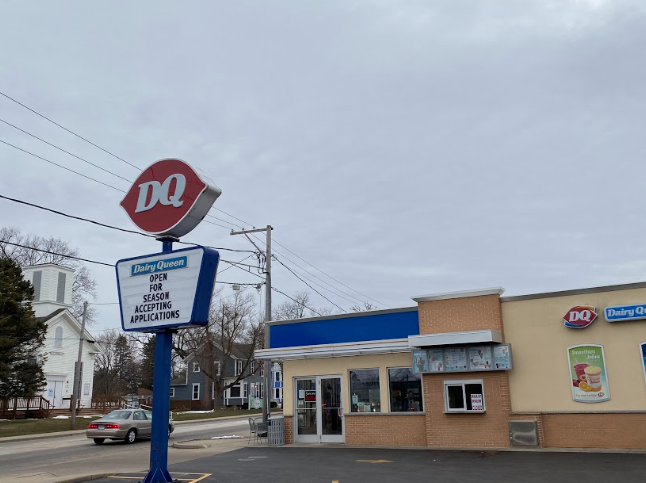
[470,394,484,411]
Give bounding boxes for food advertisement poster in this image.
[444,347,468,372]
[567,344,610,403]
[428,349,444,372]
[493,345,512,370]
[640,342,646,389]
[468,346,493,371]
[413,350,429,373]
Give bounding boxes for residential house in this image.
[22,264,100,409]
[171,343,281,411]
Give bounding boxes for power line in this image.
[272,249,368,306]
[0,90,140,170]
[0,118,132,183]
[0,239,114,267]
[272,238,390,308]
[249,232,372,308]
[0,89,384,308]
[270,286,323,317]
[0,193,255,254]
[274,256,345,312]
[0,138,126,193]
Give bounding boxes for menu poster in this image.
[641,342,646,389]
[428,349,444,372]
[413,350,429,373]
[493,345,512,370]
[444,347,468,372]
[567,344,610,403]
[468,346,493,371]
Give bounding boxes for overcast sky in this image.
[1,0,646,334]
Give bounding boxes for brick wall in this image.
[345,414,427,446]
[284,415,293,444]
[423,371,512,448]
[418,294,503,335]
[542,413,646,449]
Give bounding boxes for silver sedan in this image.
[86,409,175,444]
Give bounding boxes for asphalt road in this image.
[0,417,250,483]
[92,446,646,483]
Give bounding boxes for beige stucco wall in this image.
[503,287,646,412]
[282,352,414,416]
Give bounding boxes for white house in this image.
[22,264,99,409]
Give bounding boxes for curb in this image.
[54,473,114,483]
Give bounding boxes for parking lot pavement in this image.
[81,446,646,483]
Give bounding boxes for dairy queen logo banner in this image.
[116,246,219,331]
[120,158,222,238]
[563,305,598,329]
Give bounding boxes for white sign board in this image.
[116,247,218,331]
[471,394,484,411]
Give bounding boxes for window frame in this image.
[387,366,424,413]
[235,360,244,376]
[54,326,63,349]
[192,383,200,401]
[192,362,200,373]
[349,368,382,413]
[214,360,221,376]
[443,379,486,413]
[169,387,175,398]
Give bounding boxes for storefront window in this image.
[349,369,381,412]
[444,380,485,413]
[388,368,423,412]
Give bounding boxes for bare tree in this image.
[0,227,98,323]
[93,330,141,396]
[273,291,312,320]
[174,290,264,410]
[350,301,378,312]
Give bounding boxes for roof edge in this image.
[412,287,505,302]
[267,306,418,327]
[501,280,646,302]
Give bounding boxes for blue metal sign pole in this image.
[143,239,174,483]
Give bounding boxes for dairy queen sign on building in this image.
[116,159,221,483]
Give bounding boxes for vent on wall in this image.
[508,420,539,446]
[33,271,42,301]
[57,272,67,303]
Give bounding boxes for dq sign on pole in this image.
[117,158,220,483]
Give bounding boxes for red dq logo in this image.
[563,305,598,329]
[120,159,221,238]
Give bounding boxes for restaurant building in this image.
[255,282,646,449]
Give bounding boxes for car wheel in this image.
[93,438,105,445]
[124,429,137,444]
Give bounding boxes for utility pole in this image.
[231,225,273,423]
[70,301,88,430]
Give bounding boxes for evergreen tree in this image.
[140,336,155,390]
[0,257,46,398]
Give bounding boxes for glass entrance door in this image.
[319,376,343,443]
[295,378,318,443]
[294,375,344,443]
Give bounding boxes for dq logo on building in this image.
[563,305,598,329]
[120,158,221,238]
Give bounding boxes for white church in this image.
[22,264,99,409]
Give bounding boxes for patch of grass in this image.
[0,418,91,438]
[172,409,263,422]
